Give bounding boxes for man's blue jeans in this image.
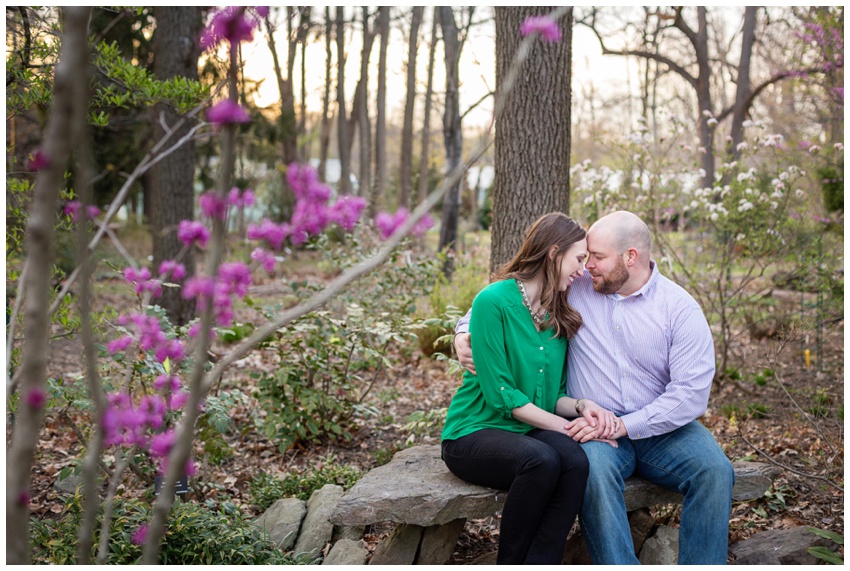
[579,421,735,565]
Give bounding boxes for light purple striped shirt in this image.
[457,262,716,439]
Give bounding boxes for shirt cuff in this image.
[499,385,531,418]
[619,410,651,440]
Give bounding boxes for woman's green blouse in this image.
[441,279,568,442]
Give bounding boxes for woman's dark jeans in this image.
[442,428,589,564]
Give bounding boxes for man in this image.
[454,210,734,564]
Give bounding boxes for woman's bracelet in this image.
[575,398,584,415]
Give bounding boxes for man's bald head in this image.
[588,210,652,263]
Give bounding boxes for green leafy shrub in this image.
[401,407,447,446]
[249,457,362,511]
[31,496,298,565]
[413,248,488,357]
[254,304,407,452]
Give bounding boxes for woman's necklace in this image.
[517,280,546,326]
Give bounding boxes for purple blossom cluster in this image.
[520,16,562,43]
[108,312,186,364]
[375,207,434,239]
[246,163,367,274]
[200,6,268,51]
[182,262,252,327]
[64,200,101,223]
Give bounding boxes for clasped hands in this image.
[565,399,622,448]
[454,332,624,447]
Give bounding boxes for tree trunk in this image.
[355,7,375,198]
[336,7,352,195]
[438,6,463,277]
[319,7,332,182]
[692,7,715,190]
[399,7,423,208]
[150,6,201,326]
[6,7,92,564]
[491,7,573,273]
[297,9,311,162]
[727,6,757,166]
[264,10,298,168]
[417,8,439,204]
[372,6,390,215]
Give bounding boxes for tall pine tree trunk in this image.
[399,7,423,208]
[150,6,201,325]
[491,7,572,272]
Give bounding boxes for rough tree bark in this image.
[336,7,352,194]
[264,8,298,167]
[6,7,93,565]
[353,7,376,197]
[372,6,390,215]
[150,6,201,325]
[491,7,573,272]
[417,8,439,204]
[399,6,423,208]
[318,7,332,182]
[438,6,463,277]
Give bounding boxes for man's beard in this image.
[592,257,629,295]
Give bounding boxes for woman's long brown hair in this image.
[492,212,585,339]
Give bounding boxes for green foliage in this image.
[401,407,447,446]
[31,496,299,565]
[570,120,844,377]
[412,248,488,358]
[720,401,770,421]
[248,457,362,511]
[818,164,844,213]
[751,484,793,519]
[197,390,249,464]
[806,527,844,565]
[254,303,407,452]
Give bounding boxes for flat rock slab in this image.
[331,445,780,527]
[729,526,834,565]
[254,497,306,551]
[295,484,344,557]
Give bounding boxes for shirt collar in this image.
[609,260,660,300]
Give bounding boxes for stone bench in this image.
[329,444,781,564]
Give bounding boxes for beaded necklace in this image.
[517,280,547,326]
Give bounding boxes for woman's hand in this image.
[577,399,618,439]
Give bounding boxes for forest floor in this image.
[29,244,845,564]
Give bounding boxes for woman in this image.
[441,212,617,565]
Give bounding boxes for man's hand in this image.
[578,399,619,439]
[564,416,624,447]
[454,333,475,374]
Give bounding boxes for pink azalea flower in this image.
[200,7,257,50]
[27,150,51,171]
[254,6,270,18]
[247,219,290,250]
[25,387,46,409]
[200,191,228,220]
[412,213,435,237]
[149,430,175,458]
[375,208,410,239]
[107,336,134,355]
[131,525,148,546]
[177,220,211,248]
[168,391,189,410]
[207,100,251,125]
[251,247,277,273]
[158,260,187,282]
[328,196,367,231]
[520,16,562,43]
